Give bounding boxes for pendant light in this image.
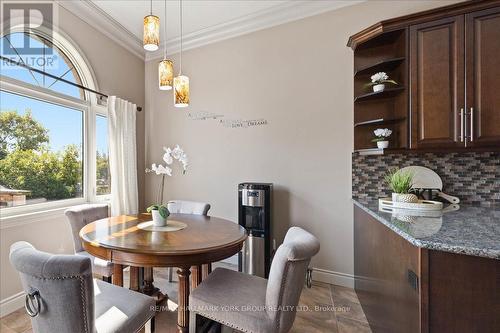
[143,0,160,51]
[174,0,189,107]
[158,0,173,90]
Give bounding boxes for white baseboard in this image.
[0,291,24,317]
[312,267,355,288]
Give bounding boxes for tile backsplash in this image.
[352,152,500,206]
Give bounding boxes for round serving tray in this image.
[379,197,443,211]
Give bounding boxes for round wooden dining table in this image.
[80,213,247,333]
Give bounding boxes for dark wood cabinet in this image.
[349,0,500,153]
[354,205,500,333]
[410,16,465,148]
[465,7,500,147]
[354,206,420,333]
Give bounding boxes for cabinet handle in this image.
[459,108,464,142]
[470,107,474,142]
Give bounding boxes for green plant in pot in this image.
[147,204,170,227]
[385,168,418,203]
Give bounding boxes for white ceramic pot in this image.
[377,140,389,149]
[392,193,419,203]
[373,83,385,93]
[151,210,167,227]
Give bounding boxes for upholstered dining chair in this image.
[65,204,114,282]
[9,241,155,333]
[167,200,211,216]
[166,200,211,282]
[189,227,320,333]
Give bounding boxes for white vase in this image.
[373,84,385,93]
[151,210,167,227]
[392,193,419,203]
[377,141,389,149]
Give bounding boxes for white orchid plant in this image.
[146,145,188,206]
[372,128,392,142]
[365,72,398,88]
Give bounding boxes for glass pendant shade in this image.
[143,15,160,51]
[158,59,173,90]
[174,75,189,107]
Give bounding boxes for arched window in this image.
[0,30,110,215]
[1,32,85,99]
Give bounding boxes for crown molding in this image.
[146,0,365,61]
[56,0,145,60]
[57,0,365,63]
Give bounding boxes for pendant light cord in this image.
[179,0,183,75]
[150,0,152,15]
[164,0,167,58]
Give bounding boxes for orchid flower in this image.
[172,145,183,160]
[150,163,172,176]
[146,145,188,204]
[163,150,173,165]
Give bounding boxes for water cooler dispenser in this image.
[238,183,272,278]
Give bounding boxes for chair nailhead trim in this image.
[28,274,91,333]
[79,276,89,333]
[195,311,252,333]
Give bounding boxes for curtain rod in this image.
[0,55,142,112]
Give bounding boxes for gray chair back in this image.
[167,200,211,215]
[65,204,108,253]
[9,241,94,333]
[265,227,320,333]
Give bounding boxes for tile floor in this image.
[1,264,371,333]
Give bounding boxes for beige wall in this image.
[0,4,145,310]
[145,0,461,286]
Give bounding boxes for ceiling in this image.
[61,0,363,60]
[93,1,286,41]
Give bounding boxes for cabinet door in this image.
[410,16,465,148]
[466,7,500,147]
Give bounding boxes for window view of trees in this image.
[96,115,110,196]
[0,109,83,206]
[96,151,110,195]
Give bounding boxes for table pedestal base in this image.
[138,267,167,304]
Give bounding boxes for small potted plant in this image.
[385,168,418,203]
[366,72,397,93]
[372,128,392,149]
[147,204,170,227]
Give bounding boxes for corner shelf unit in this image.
[350,28,408,151]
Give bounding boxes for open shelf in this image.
[354,117,406,127]
[354,57,405,76]
[354,86,405,102]
[354,148,403,155]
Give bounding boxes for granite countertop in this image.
[353,199,500,260]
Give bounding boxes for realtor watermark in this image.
[1,1,58,70]
[151,304,351,313]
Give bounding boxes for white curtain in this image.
[107,96,138,216]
